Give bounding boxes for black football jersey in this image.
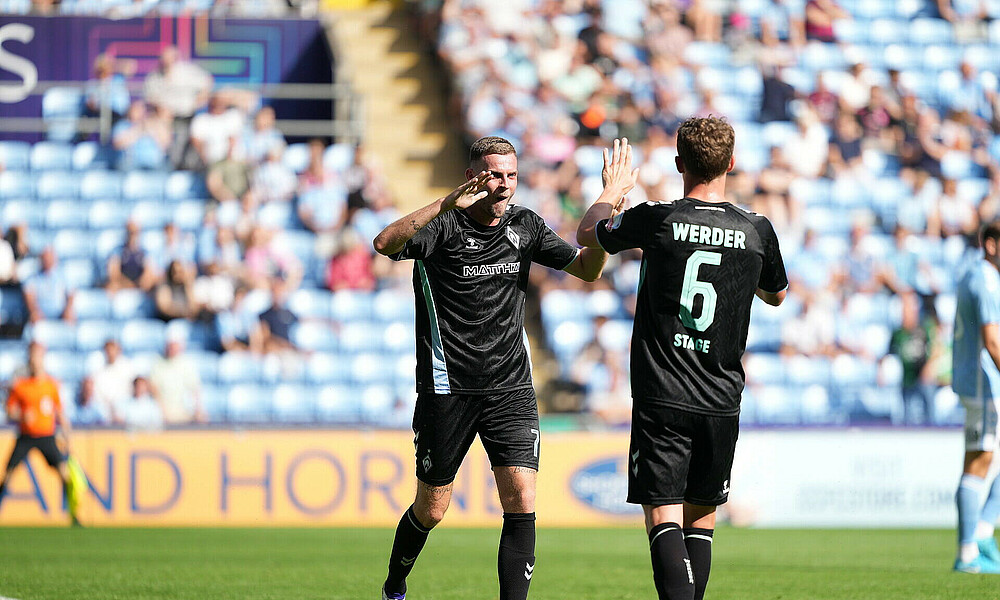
[596,198,787,416]
[390,204,579,394]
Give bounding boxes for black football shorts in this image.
[627,403,739,506]
[412,388,540,486]
[4,434,65,471]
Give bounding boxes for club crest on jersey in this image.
[505,226,520,248]
[465,237,482,250]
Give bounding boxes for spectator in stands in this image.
[90,339,134,424]
[157,222,197,273]
[783,109,829,178]
[23,247,74,324]
[243,226,302,291]
[243,106,285,166]
[928,177,978,238]
[759,65,796,123]
[73,376,109,426]
[150,337,204,424]
[121,376,164,432]
[886,292,941,425]
[804,0,849,43]
[205,137,252,204]
[112,100,172,170]
[190,93,248,170]
[154,260,201,322]
[256,279,297,354]
[0,232,16,285]
[106,220,158,293]
[325,228,375,292]
[828,111,865,178]
[144,46,213,121]
[839,61,874,114]
[755,146,799,229]
[251,144,297,204]
[84,54,134,120]
[217,286,263,353]
[759,0,805,47]
[4,224,29,262]
[685,0,724,42]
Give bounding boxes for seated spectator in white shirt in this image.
[243,106,286,166]
[91,339,135,422]
[144,46,214,120]
[122,376,164,432]
[23,247,74,323]
[150,338,205,425]
[190,93,247,168]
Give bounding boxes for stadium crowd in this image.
[411,0,1000,426]
[4,0,1000,428]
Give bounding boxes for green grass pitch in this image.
[0,527,998,599]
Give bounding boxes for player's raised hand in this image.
[443,170,492,211]
[602,137,640,197]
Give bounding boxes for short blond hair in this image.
[469,136,516,165]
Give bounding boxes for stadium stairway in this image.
[328,0,466,211]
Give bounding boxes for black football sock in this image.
[498,512,536,600]
[383,505,431,595]
[648,522,695,600]
[683,528,714,600]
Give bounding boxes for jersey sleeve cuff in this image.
[560,248,582,270]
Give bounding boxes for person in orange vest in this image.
[0,341,79,526]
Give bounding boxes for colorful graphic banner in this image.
[0,15,332,137]
[0,429,965,528]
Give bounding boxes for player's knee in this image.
[414,502,448,528]
[500,487,535,513]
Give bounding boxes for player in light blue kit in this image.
[952,220,1000,574]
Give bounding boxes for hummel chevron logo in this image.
[524,562,534,580]
[631,450,640,477]
[401,557,416,566]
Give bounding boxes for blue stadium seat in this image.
[173,201,205,231]
[95,229,126,263]
[549,320,593,369]
[45,200,90,230]
[257,202,297,229]
[785,356,831,387]
[800,43,846,71]
[382,322,414,354]
[908,18,954,45]
[27,321,77,351]
[290,322,338,353]
[53,229,95,259]
[61,258,96,289]
[45,350,86,383]
[41,88,83,143]
[683,42,731,67]
[360,384,397,424]
[922,45,962,73]
[111,289,156,320]
[201,385,229,422]
[832,19,866,45]
[80,170,124,201]
[540,290,588,329]
[130,201,173,229]
[88,201,131,230]
[72,288,113,321]
[36,171,81,199]
[186,350,220,384]
[373,289,415,322]
[884,44,924,71]
[288,288,332,320]
[122,172,167,202]
[2,198,44,229]
[227,385,271,423]
[73,141,114,171]
[744,353,786,386]
[315,384,361,422]
[120,319,167,353]
[30,142,74,171]
[0,346,24,380]
[0,171,34,200]
[272,384,315,423]
[331,290,373,322]
[962,45,1000,73]
[164,171,207,201]
[573,145,605,177]
[323,143,355,173]
[754,385,800,425]
[283,143,311,173]
[218,352,263,384]
[75,319,116,352]
[340,322,384,353]
[0,141,30,171]
[867,18,908,46]
[351,353,394,385]
[277,230,316,268]
[746,321,782,353]
[800,384,840,425]
[305,352,351,384]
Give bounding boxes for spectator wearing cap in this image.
[150,337,204,424]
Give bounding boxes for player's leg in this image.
[630,405,696,600]
[682,504,716,600]
[0,435,33,509]
[39,436,78,526]
[974,398,1000,562]
[382,393,479,599]
[479,389,540,600]
[681,412,739,599]
[955,395,1000,572]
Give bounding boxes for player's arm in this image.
[562,247,608,282]
[5,390,20,424]
[983,323,1000,372]
[577,137,640,249]
[373,171,491,256]
[755,288,786,307]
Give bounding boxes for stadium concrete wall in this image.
[0,429,966,528]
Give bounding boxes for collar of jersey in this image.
[458,206,512,232]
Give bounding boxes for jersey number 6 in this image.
[680,250,721,332]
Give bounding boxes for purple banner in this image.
[0,15,333,136]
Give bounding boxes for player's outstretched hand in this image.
[602,137,640,198]
[443,170,492,211]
